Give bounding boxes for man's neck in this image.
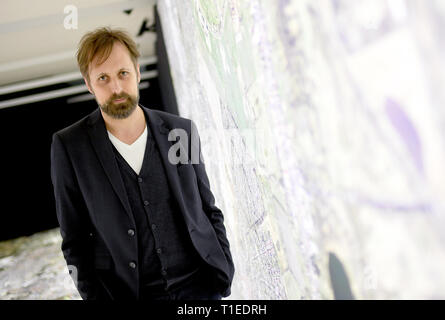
[101,105,146,145]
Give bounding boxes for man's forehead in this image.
[90,64,133,76]
[88,42,134,76]
[89,57,134,77]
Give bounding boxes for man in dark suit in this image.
[50,27,234,300]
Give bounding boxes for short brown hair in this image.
[76,26,140,82]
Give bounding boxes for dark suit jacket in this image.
[50,105,235,300]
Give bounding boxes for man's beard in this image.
[98,91,139,119]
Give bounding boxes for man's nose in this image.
[109,78,123,94]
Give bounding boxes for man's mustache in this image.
[108,93,131,103]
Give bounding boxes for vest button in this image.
[144,200,149,206]
[161,269,167,276]
[156,248,162,254]
[138,177,143,183]
[127,229,135,236]
[129,262,136,269]
[151,224,157,230]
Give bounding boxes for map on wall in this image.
[158,0,445,299]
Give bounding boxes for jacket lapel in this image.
[86,109,133,221]
[142,106,190,222]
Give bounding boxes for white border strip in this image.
[0,56,157,95]
[0,70,157,109]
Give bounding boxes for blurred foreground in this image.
[0,228,80,300]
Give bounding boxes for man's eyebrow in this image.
[96,68,131,77]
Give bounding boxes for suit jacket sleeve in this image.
[190,120,235,281]
[50,133,107,300]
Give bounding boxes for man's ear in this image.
[83,77,94,95]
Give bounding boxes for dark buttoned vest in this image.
[110,118,205,292]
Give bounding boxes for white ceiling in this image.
[0,0,157,87]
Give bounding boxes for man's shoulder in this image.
[144,106,193,131]
[52,108,97,141]
[147,107,191,125]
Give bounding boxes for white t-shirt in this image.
[107,125,147,175]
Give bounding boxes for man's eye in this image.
[98,75,107,81]
[121,71,128,76]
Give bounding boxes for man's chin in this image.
[100,102,138,119]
